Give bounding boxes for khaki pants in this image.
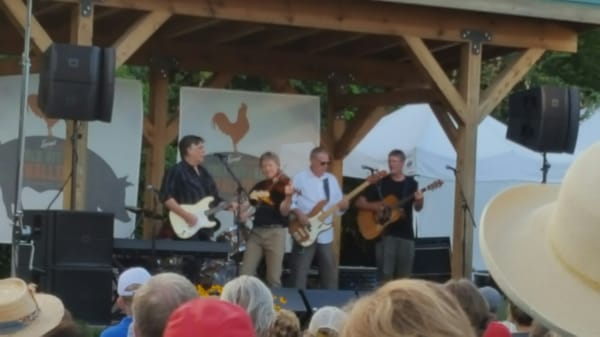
[240,227,286,287]
[290,241,338,289]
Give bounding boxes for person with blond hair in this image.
[221,275,276,337]
[131,272,198,337]
[341,279,475,337]
[268,309,301,337]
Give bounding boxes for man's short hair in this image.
[388,149,406,161]
[310,146,329,159]
[132,273,198,337]
[178,135,204,159]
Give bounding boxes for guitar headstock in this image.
[366,170,388,184]
[427,179,444,191]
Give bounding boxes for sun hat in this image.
[307,306,347,335]
[0,278,64,337]
[163,298,255,337]
[479,142,600,337]
[117,267,151,297]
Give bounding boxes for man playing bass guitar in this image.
[355,149,423,283]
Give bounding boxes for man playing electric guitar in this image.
[159,135,236,282]
[290,147,348,289]
[355,149,423,283]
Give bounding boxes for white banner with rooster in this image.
[0,75,144,243]
[179,87,320,244]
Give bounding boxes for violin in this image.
[250,172,295,206]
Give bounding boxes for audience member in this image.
[479,142,600,336]
[0,278,64,337]
[44,309,83,337]
[478,286,511,337]
[341,279,475,337]
[132,272,198,337]
[221,275,276,337]
[101,267,151,337]
[444,279,490,336]
[163,297,255,337]
[508,300,533,337]
[268,309,301,337]
[306,306,347,337]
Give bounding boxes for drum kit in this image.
[125,205,249,286]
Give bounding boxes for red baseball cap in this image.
[164,298,256,337]
[483,321,511,337]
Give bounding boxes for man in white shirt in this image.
[290,147,348,289]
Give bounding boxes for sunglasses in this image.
[320,161,331,166]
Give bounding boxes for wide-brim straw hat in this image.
[0,278,64,337]
[480,142,600,337]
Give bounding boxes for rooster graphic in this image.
[211,103,250,153]
[28,94,59,137]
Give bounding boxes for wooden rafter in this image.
[157,18,221,39]
[303,32,366,54]
[113,11,172,67]
[55,0,579,52]
[429,101,458,148]
[143,119,154,145]
[128,41,427,88]
[34,3,67,16]
[260,28,320,48]
[403,36,467,122]
[334,106,390,159]
[478,48,545,122]
[201,22,266,44]
[1,0,52,53]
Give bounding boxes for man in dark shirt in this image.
[239,151,292,287]
[355,149,423,283]
[159,135,226,241]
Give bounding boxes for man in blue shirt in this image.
[100,267,151,337]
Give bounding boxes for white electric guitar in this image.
[170,197,231,239]
[288,171,387,247]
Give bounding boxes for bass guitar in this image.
[170,197,231,239]
[357,179,443,240]
[289,171,388,247]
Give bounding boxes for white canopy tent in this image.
[343,104,599,270]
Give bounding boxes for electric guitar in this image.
[357,179,443,240]
[289,171,388,247]
[170,197,231,239]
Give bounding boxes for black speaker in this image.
[413,237,451,282]
[271,288,308,319]
[301,289,357,313]
[507,86,580,154]
[49,265,114,324]
[23,210,114,267]
[38,43,115,122]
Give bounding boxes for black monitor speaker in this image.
[506,86,580,154]
[38,43,115,122]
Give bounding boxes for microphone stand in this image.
[450,169,477,277]
[216,154,248,277]
[149,188,160,271]
[11,0,35,277]
[541,152,550,184]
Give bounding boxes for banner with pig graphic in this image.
[179,87,320,246]
[0,75,143,243]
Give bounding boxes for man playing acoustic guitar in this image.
[355,149,423,283]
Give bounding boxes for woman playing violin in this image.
[240,151,293,287]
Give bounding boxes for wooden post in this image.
[62,4,93,210]
[451,43,481,278]
[143,67,169,239]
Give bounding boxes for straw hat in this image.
[0,278,64,337]
[480,142,600,337]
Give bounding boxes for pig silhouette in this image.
[0,136,132,222]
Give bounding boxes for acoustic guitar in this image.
[289,171,388,247]
[357,179,443,240]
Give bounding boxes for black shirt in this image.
[159,161,223,206]
[363,175,418,240]
[249,179,289,228]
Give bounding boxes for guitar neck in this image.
[320,180,372,220]
[394,186,427,208]
[206,202,230,216]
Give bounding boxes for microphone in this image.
[445,165,457,173]
[361,164,377,172]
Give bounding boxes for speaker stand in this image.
[11,0,35,277]
[69,121,82,209]
[541,152,551,184]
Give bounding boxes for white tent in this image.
[343,104,599,271]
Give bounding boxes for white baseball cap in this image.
[117,267,151,297]
[308,306,347,335]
